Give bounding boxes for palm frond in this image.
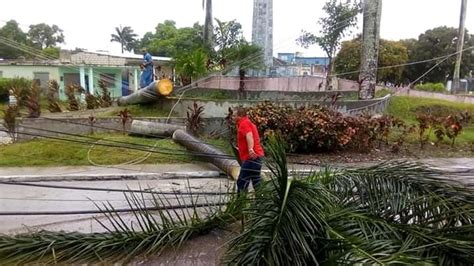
[0,187,239,264]
[225,137,474,265]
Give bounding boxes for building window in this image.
[64,73,80,87]
[33,72,50,90]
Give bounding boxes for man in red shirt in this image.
[234,107,265,193]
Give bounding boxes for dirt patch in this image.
[132,226,239,266]
[287,144,474,166]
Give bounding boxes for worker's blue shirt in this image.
[140,52,154,88]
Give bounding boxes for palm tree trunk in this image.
[359,0,382,99]
[239,68,246,93]
[203,0,213,47]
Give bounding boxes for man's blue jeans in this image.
[237,157,262,193]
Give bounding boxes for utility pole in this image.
[453,0,467,94]
[359,0,382,99]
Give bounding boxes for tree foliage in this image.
[27,23,64,49]
[144,20,204,58]
[110,26,138,53]
[0,20,28,59]
[213,19,245,69]
[404,26,474,83]
[297,0,360,86]
[335,38,409,84]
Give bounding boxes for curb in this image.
[0,171,223,182]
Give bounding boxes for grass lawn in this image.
[99,102,172,118]
[386,96,474,145]
[0,133,230,167]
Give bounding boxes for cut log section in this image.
[118,79,173,106]
[131,120,186,137]
[172,129,240,180]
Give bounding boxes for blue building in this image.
[276,53,329,76]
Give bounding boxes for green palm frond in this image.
[0,188,239,264]
[225,137,474,265]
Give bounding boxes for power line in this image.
[0,180,233,195]
[0,202,228,216]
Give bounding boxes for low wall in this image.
[159,95,391,118]
[196,76,359,92]
[183,88,359,101]
[395,88,474,104]
[15,117,187,141]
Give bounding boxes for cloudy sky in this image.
[0,0,472,56]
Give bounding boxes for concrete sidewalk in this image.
[0,163,223,182]
[0,158,472,184]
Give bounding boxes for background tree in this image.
[146,20,204,58]
[213,19,245,69]
[42,47,60,59]
[27,23,64,49]
[335,38,408,85]
[0,20,28,59]
[110,26,138,53]
[406,26,474,84]
[136,32,154,53]
[335,37,408,84]
[297,0,360,89]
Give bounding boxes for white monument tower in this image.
[252,0,273,75]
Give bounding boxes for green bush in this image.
[414,82,446,93]
[232,102,406,153]
[0,77,32,103]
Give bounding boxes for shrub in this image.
[47,80,62,113]
[228,102,407,153]
[414,82,446,93]
[25,83,41,118]
[2,105,19,142]
[85,92,99,110]
[186,101,205,136]
[0,77,32,104]
[98,80,112,108]
[65,85,79,111]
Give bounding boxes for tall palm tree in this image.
[227,42,264,92]
[202,0,213,48]
[110,26,138,53]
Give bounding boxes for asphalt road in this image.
[0,178,232,234]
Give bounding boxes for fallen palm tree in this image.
[130,120,185,137]
[118,79,173,106]
[172,129,240,180]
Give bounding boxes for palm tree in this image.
[227,42,264,93]
[175,49,209,85]
[202,0,213,48]
[110,26,138,53]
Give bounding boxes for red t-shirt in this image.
[237,116,264,161]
